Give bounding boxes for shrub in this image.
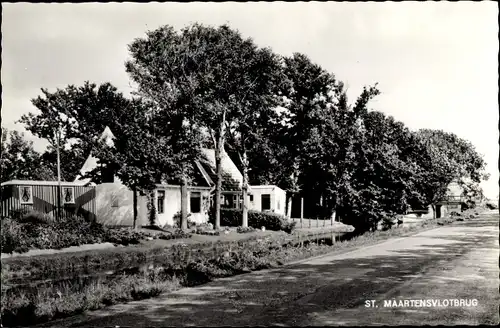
[236,226,256,234]
[173,211,196,229]
[103,229,143,246]
[158,230,192,240]
[281,221,297,234]
[209,209,291,232]
[1,218,30,254]
[9,208,31,221]
[449,211,461,217]
[486,202,498,210]
[16,210,54,225]
[197,230,221,236]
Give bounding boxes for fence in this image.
[290,216,341,229]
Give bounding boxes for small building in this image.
[406,180,467,219]
[0,180,96,221]
[248,185,286,215]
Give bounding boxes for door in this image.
[435,205,442,219]
[261,194,271,211]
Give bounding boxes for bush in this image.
[236,226,256,234]
[173,211,196,229]
[158,230,192,240]
[1,218,30,254]
[449,211,461,217]
[486,202,498,210]
[103,229,143,246]
[16,210,54,225]
[1,210,180,254]
[380,217,395,231]
[209,209,291,232]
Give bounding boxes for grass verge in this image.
[1,212,479,327]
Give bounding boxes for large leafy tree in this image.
[18,82,132,181]
[415,129,488,214]
[0,128,54,183]
[338,111,421,232]
[126,23,282,228]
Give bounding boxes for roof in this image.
[74,126,115,184]
[198,148,247,192]
[1,180,89,187]
[249,185,284,193]
[74,128,211,188]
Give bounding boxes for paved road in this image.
[43,211,499,327]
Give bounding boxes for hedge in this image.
[1,210,190,254]
[209,208,295,232]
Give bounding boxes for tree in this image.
[87,98,199,228]
[18,82,133,181]
[126,23,281,228]
[224,47,283,227]
[415,129,488,216]
[338,111,422,232]
[0,128,55,183]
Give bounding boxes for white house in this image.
[248,185,287,215]
[75,128,286,227]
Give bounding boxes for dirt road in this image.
[41,211,499,327]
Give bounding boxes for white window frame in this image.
[62,187,76,204]
[19,186,33,204]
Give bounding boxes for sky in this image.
[1,2,498,199]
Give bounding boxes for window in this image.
[101,166,114,183]
[261,194,271,211]
[190,192,201,213]
[111,195,119,207]
[157,190,165,214]
[222,194,236,209]
[249,194,254,202]
[62,187,75,204]
[19,186,33,204]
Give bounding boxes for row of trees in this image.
[1,23,488,233]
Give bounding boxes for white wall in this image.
[155,186,210,227]
[249,185,286,215]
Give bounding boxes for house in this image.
[247,185,286,215]
[0,180,96,221]
[75,127,285,228]
[407,180,467,219]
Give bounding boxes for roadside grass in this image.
[0,211,481,327]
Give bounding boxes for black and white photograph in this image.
[1,2,498,327]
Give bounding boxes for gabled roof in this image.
[198,148,245,192]
[74,127,116,184]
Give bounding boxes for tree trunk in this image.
[214,112,226,230]
[148,190,157,226]
[133,188,138,230]
[431,204,436,219]
[241,150,249,228]
[286,192,293,219]
[180,173,188,231]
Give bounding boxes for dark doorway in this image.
[435,205,442,218]
[261,194,271,211]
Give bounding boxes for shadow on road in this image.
[54,214,499,327]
